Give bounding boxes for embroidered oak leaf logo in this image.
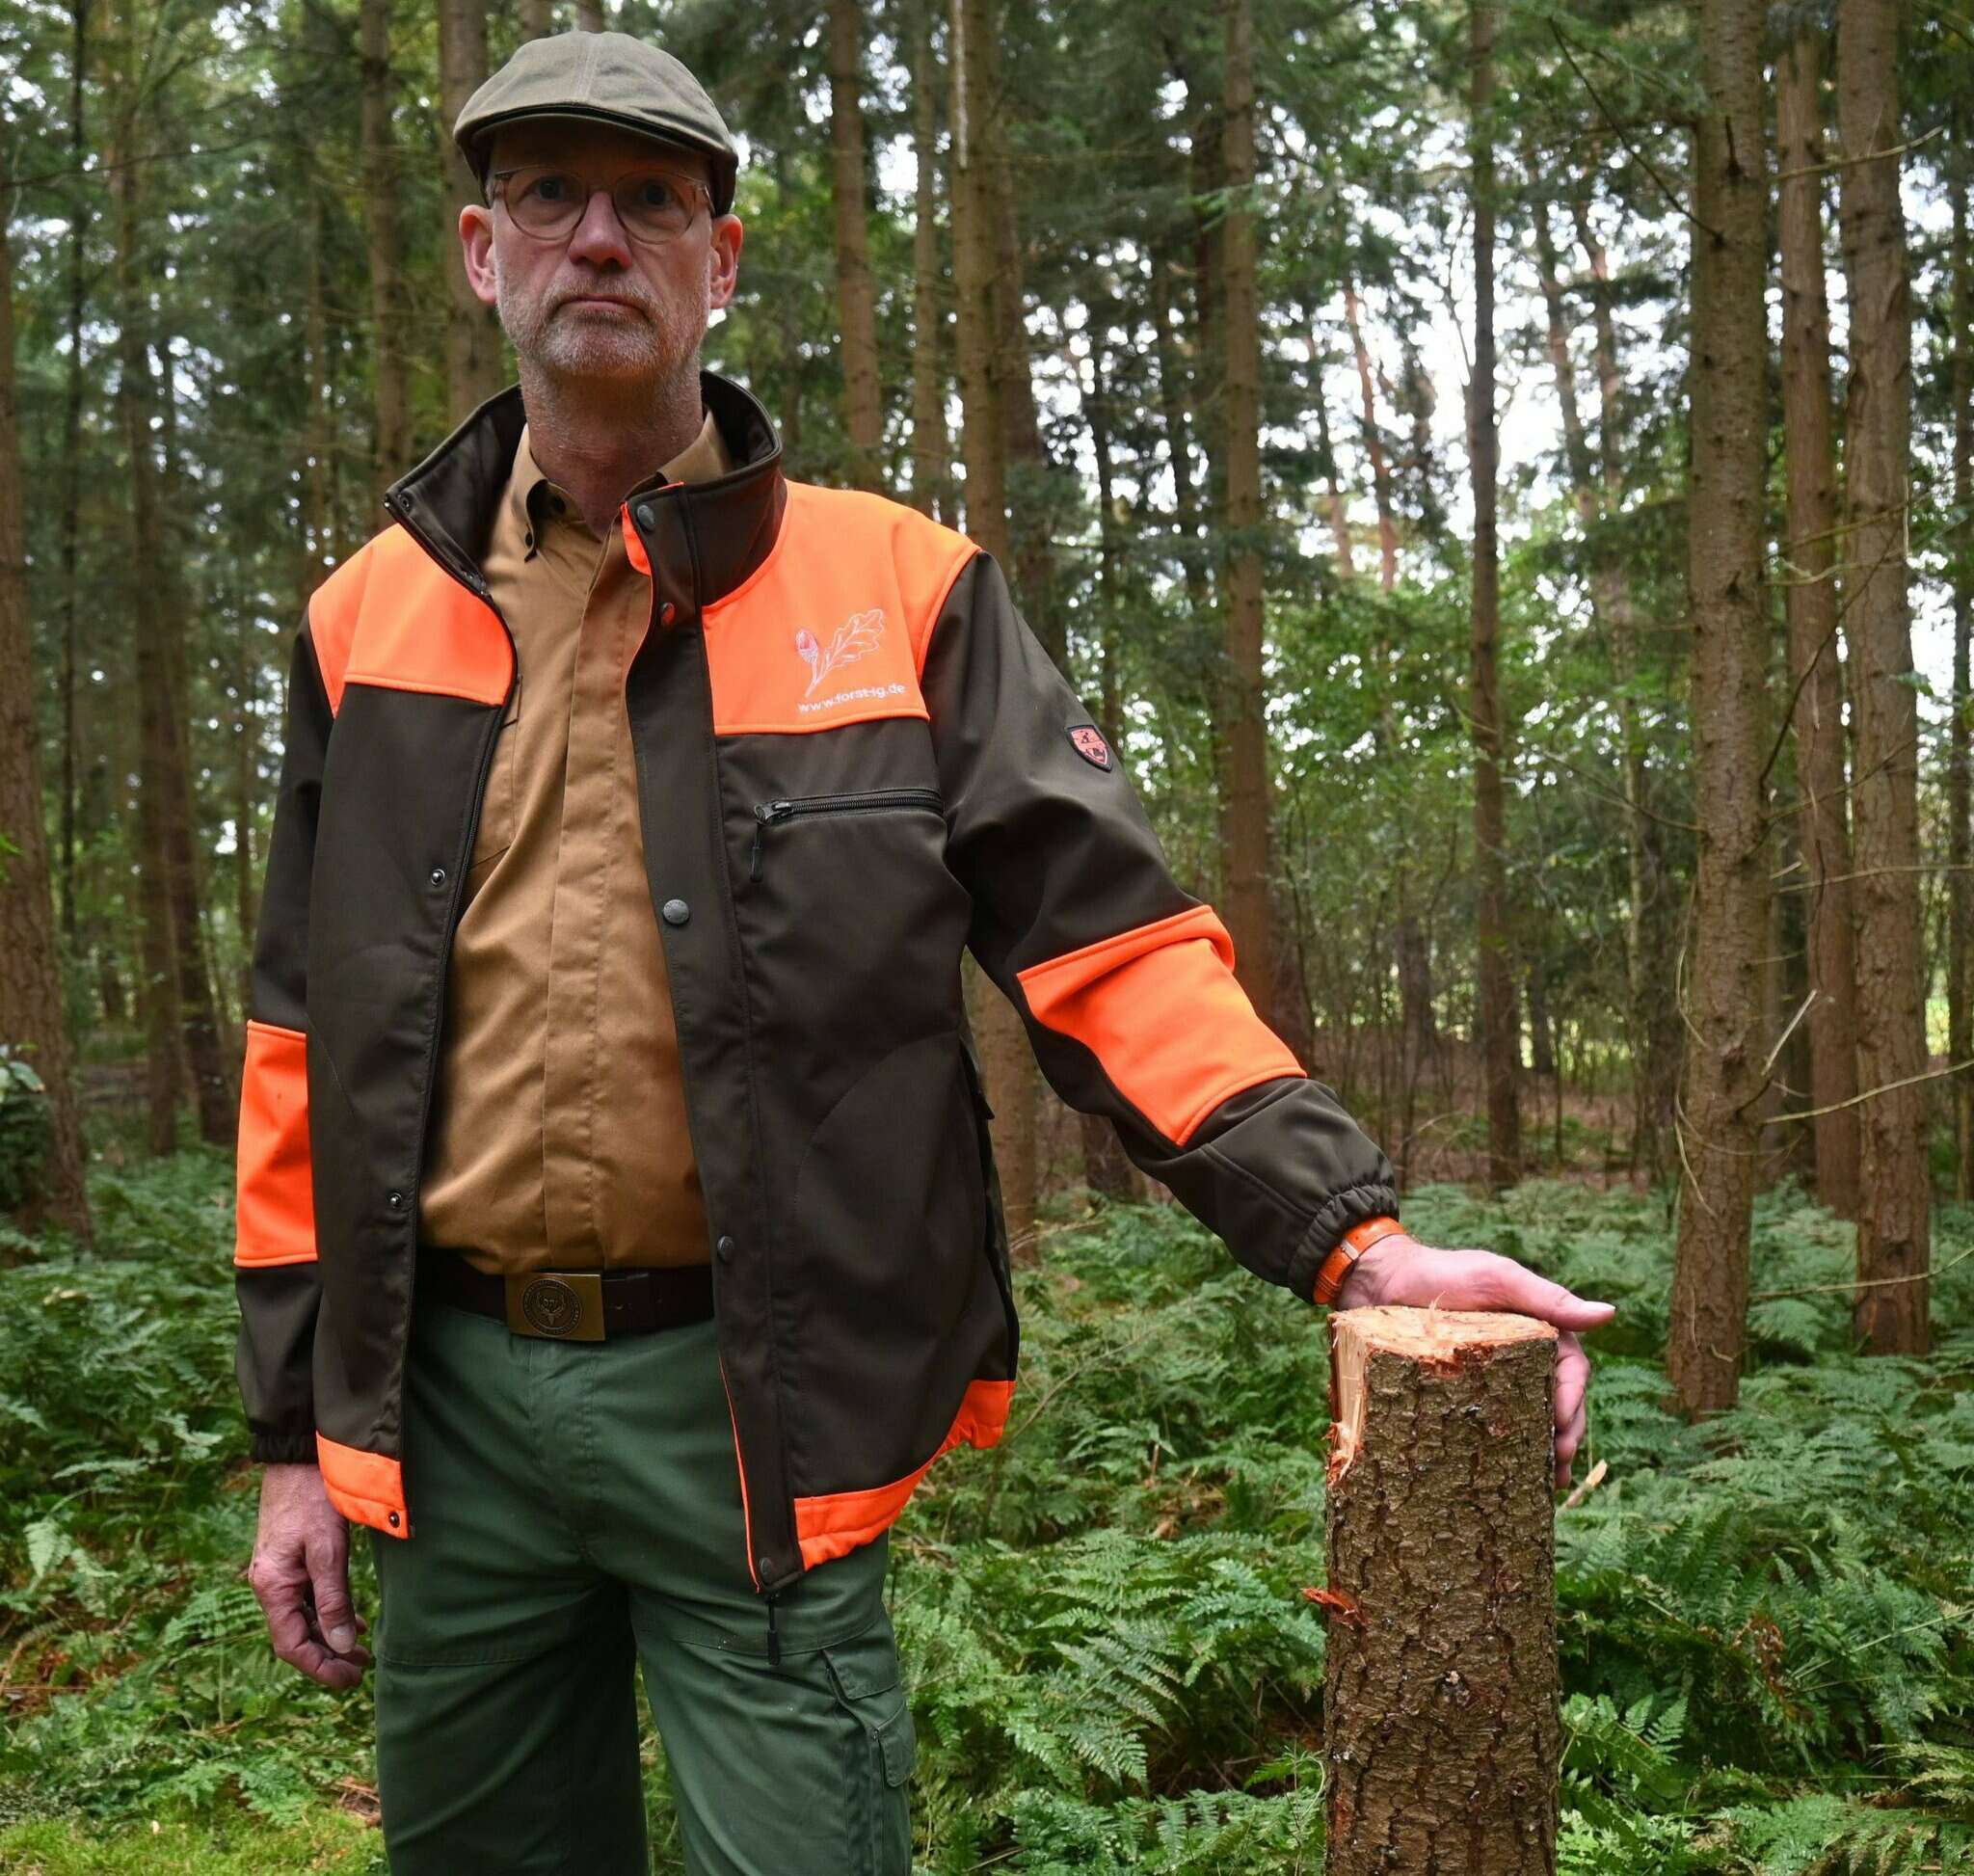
[796,608,886,697]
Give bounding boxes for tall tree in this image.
[828,0,883,488]
[907,0,948,521]
[439,0,502,422]
[1837,0,1928,1354]
[1467,0,1519,1193]
[1216,0,1273,1022]
[360,0,413,489]
[950,0,1036,1254]
[1951,119,1974,1200]
[0,132,93,1246]
[1775,20,1861,1218]
[1667,0,1768,1414]
[1343,279,1398,592]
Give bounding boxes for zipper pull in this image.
[765,1588,783,1668]
[749,802,788,883]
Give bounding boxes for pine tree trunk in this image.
[1776,23,1862,1219]
[1837,0,1929,1354]
[1951,123,1974,1201]
[360,0,413,489]
[57,0,90,956]
[1215,0,1274,1027]
[1342,281,1398,592]
[439,0,501,423]
[107,24,179,1157]
[950,0,1036,1255]
[828,0,883,488]
[0,141,93,1246]
[1310,362,1356,577]
[1468,1,1519,1194]
[1668,0,1768,1414]
[1151,257,1212,617]
[1322,1307,1560,1873]
[908,0,948,522]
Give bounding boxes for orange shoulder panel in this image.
[705,482,975,736]
[1015,904,1305,1147]
[234,1020,316,1268]
[791,1378,1012,1570]
[316,1433,410,1538]
[308,526,510,717]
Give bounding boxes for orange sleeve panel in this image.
[704,482,975,736]
[792,1378,1012,1569]
[234,1020,317,1269]
[1015,905,1305,1147]
[316,1433,411,1538]
[309,527,511,717]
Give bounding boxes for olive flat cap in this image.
[454,31,739,216]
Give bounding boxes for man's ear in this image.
[707,215,744,313]
[460,204,499,308]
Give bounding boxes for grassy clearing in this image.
[2,1150,1971,1872]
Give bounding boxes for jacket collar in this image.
[383,367,787,610]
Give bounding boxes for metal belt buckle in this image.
[504,1271,605,1341]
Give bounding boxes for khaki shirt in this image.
[416,409,732,1273]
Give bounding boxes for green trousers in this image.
[364,1296,915,1875]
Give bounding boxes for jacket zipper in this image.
[748,787,944,881]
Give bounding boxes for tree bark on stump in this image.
[1322,1307,1560,1874]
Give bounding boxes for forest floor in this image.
[1,1136,1971,1872]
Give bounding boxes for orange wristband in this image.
[1313,1214,1406,1305]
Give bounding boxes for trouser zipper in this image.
[748,788,944,880]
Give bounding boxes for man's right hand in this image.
[246,1462,372,1688]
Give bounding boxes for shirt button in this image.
[661,898,691,926]
[715,1234,735,1263]
[634,502,655,530]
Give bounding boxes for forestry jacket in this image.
[230,368,1400,1595]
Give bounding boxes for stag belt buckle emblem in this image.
[505,1271,605,1341]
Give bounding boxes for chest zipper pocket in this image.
[748,787,944,882]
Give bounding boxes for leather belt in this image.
[415,1247,714,1342]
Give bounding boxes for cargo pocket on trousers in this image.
[821,1624,917,1873]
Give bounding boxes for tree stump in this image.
[1320,1306,1561,1875]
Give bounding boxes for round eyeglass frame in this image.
[488,163,715,246]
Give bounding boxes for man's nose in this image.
[565,186,633,267]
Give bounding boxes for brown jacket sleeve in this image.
[920,550,1399,1301]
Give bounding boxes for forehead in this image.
[491,117,711,180]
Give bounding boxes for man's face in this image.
[460,120,742,390]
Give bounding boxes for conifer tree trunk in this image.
[1837,0,1928,1354]
[439,0,501,423]
[1151,257,1212,618]
[907,0,948,522]
[1776,22,1861,1219]
[950,0,1036,1255]
[1668,0,1768,1414]
[1950,126,1974,1201]
[1322,1307,1561,1873]
[829,0,883,488]
[1310,361,1356,577]
[1342,281,1398,592]
[0,142,93,1246]
[1467,0,1519,1194]
[1216,0,1273,1024]
[520,0,552,35]
[57,0,90,954]
[360,0,413,489]
[107,18,179,1156]
[574,0,602,29]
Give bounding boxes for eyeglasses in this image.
[489,164,713,245]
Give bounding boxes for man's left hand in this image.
[1331,1233,1616,1489]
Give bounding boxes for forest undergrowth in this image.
[1,1146,1970,1873]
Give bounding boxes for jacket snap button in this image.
[659,602,677,627]
[387,1189,406,1212]
[716,1234,735,1262]
[387,1512,400,1528]
[758,1555,773,1577]
[661,898,690,926]
[634,502,655,530]
[429,866,446,888]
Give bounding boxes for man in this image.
[233,29,1614,1875]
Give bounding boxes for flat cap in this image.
[454,31,739,217]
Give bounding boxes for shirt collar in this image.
[506,408,734,550]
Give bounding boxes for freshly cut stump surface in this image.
[1321,1306,1560,1875]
